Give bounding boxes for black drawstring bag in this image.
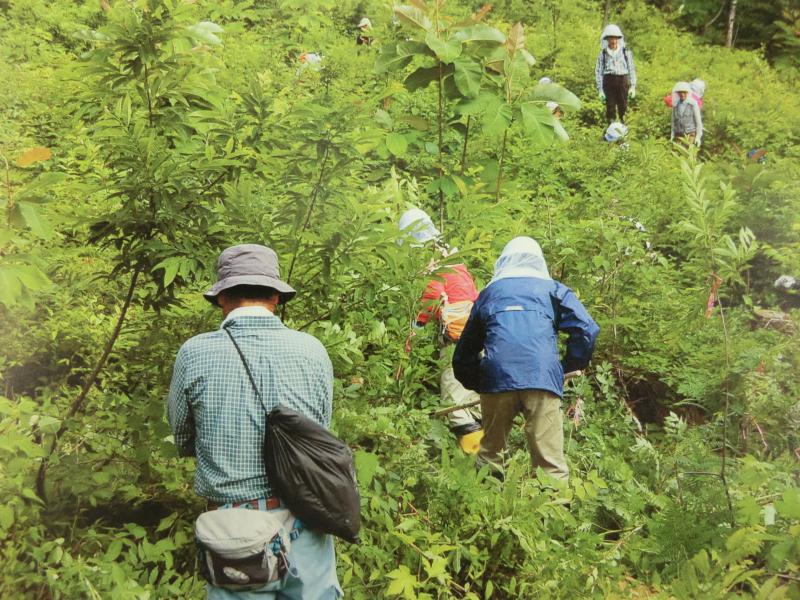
[224,326,361,544]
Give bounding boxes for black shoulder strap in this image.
[223,324,268,412]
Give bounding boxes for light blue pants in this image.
[206,524,342,599]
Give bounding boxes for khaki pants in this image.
[439,347,481,430]
[477,390,569,480]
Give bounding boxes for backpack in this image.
[224,326,361,544]
[440,292,474,342]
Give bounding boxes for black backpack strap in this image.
[223,323,268,413]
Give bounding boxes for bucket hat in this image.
[204,244,296,305]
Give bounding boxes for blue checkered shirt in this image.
[167,311,333,503]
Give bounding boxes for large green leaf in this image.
[483,101,513,139]
[532,82,582,111]
[375,45,412,74]
[519,102,556,146]
[0,267,23,307]
[455,91,495,116]
[425,33,462,63]
[386,133,409,157]
[404,64,452,92]
[16,202,52,238]
[374,41,429,74]
[393,5,433,32]
[453,57,482,98]
[453,24,506,44]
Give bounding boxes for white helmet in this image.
[538,77,553,85]
[604,121,628,142]
[399,208,440,245]
[358,17,372,29]
[546,101,560,113]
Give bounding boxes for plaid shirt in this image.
[167,309,333,503]
[595,47,637,92]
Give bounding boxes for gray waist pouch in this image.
[195,507,295,590]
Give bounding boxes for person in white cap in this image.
[663,77,705,109]
[356,17,373,45]
[399,208,484,454]
[670,81,703,147]
[594,24,637,124]
[547,101,563,120]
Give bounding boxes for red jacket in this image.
[416,263,478,325]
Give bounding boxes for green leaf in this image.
[453,57,482,98]
[374,109,393,128]
[425,33,462,63]
[455,92,494,116]
[15,264,51,293]
[375,44,413,74]
[393,5,433,32]
[0,267,23,307]
[532,82,582,111]
[397,115,429,130]
[386,133,409,157]
[404,65,447,92]
[153,257,181,287]
[519,102,556,145]
[776,488,800,519]
[0,505,14,533]
[519,49,536,66]
[354,450,380,486]
[453,24,506,44]
[186,21,224,46]
[386,565,418,598]
[17,202,52,238]
[482,102,512,139]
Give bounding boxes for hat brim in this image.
[203,275,296,306]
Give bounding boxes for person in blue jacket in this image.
[453,237,599,480]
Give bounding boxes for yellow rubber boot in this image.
[458,429,484,455]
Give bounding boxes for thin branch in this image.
[281,139,331,319]
[36,265,143,503]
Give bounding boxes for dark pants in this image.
[603,74,630,123]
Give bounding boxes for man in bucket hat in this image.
[167,244,342,599]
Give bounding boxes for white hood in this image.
[600,23,625,50]
[672,81,699,107]
[490,237,551,284]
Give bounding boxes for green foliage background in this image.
[1,0,798,598]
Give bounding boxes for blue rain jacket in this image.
[453,277,599,398]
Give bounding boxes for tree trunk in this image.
[726,0,737,48]
[603,0,612,26]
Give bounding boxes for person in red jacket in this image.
[399,208,484,453]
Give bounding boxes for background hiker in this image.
[595,24,637,124]
[167,244,342,599]
[356,17,373,45]
[547,101,563,120]
[399,208,484,454]
[453,237,600,481]
[663,77,705,108]
[670,81,703,147]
